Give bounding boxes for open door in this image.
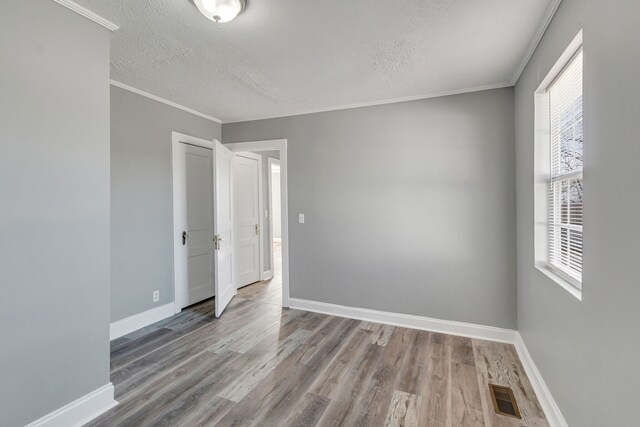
[213,140,235,317]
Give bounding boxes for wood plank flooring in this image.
[88,244,547,426]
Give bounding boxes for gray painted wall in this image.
[110,86,220,322]
[250,150,280,274]
[224,88,517,329]
[0,1,111,425]
[515,0,640,425]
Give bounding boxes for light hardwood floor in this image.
[88,243,547,426]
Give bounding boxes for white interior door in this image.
[232,152,262,288]
[183,144,215,308]
[213,140,235,317]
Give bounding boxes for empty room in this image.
[2,0,639,426]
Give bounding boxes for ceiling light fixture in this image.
[194,0,246,23]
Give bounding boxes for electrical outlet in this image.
[153,290,160,302]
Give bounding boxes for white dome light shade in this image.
[194,0,246,23]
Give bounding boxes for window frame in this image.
[533,30,584,301]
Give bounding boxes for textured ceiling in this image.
[75,0,555,122]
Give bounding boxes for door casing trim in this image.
[266,157,281,281]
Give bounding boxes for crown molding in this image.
[103,0,558,123]
[224,82,513,124]
[110,80,223,124]
[511,0,562,86]
[51,0,119,31]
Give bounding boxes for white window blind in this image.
[548,49,583,287]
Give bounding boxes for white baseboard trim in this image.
[289,298,567,426]
[288,298,518,343]
[26,383,117,427]
[261,270,274,281]
[514,334,568,427]
[110,303,175,340]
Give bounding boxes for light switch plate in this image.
[298,213,305,224]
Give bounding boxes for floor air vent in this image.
[489,384,521,419]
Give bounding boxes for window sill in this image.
[535,265,582,301]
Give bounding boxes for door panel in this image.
[214,141,235,317]
[232,153,261,288]
[184,144,214,307]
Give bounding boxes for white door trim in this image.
[224,139,290,307]
[233,151,264,288]
[266,157,280,281]
[171,131,215,314]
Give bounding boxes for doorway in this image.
[182,143,215,307]
[231,151,283,305]
[172,136,214,311]
[226,139,290,308]
[172,135,290,314]
[172,132,236,317]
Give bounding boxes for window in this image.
[534,31,583,299]
[548,49,583,286]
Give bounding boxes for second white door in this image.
[233,152,262,288]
